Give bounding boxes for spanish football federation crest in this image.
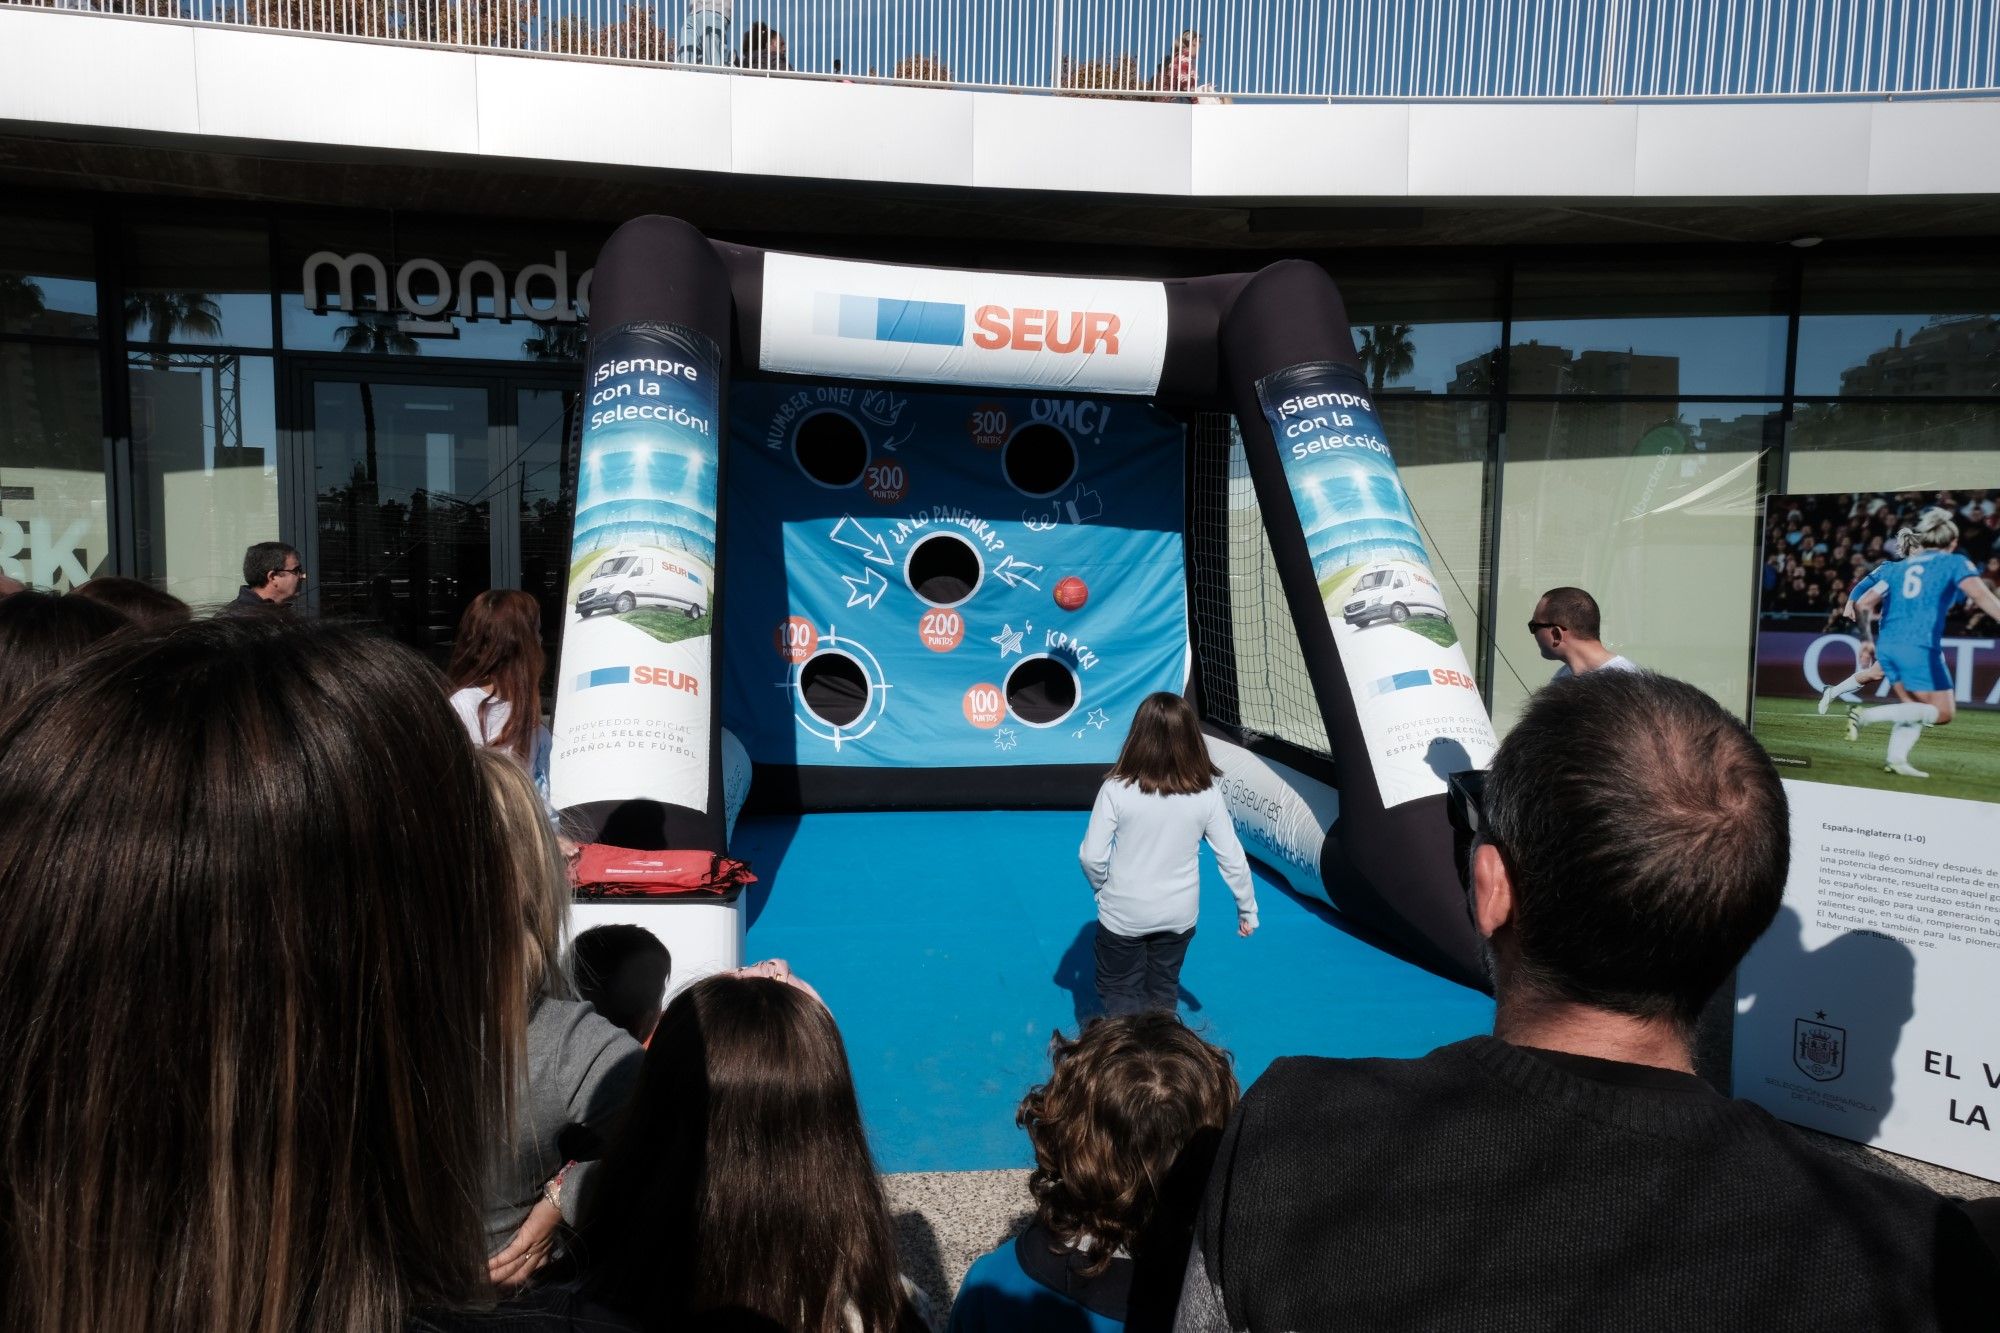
[1794,1018,1846,1082]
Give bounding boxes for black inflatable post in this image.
[1218,260,1487,986]
[549,216,733,852]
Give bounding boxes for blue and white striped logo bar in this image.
[576,665,632,691]
[812,292,965,347]
[1368,669,1435,698]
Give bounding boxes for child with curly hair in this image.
[948,1014,1238,1332]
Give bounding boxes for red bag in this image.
[571,844,756,899]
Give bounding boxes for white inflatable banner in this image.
[550,323,722,814]
[759,253,1168,395]
[1205,732,1339,906]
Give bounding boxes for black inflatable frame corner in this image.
[567,215,1487,988]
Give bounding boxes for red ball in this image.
[1053,576,1088,611]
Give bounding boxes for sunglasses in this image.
[1445,770,1488,840]
[278,566,307,579]
[1525,620,1562,634]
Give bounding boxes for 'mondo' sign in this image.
[302,250,594,334]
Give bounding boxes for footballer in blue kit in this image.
[1816,558,1894,713]
[1842,507,2000,778]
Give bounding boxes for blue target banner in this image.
[723,384,1188,773]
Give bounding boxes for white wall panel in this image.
[1192,104,1409,198]
[0,10,199,135]
[192,28,478,154]
[477,55,732,173]
[1869,101,2000,197]
[1636,103,1871,197]
[1409,104,1638,198]
[731,76,972,187]
[972,91,1191,196]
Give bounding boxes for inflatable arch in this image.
[552,215,1498,987]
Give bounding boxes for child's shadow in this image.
[1052,920,1202,1025]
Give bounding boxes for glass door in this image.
[514,382,581,675]
[295,364,580,670]
[305,372,496,663]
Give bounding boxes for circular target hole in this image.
[798,651,870,727]
[905,532,982,608]
[1005,655,1079,726]
[793,411,869,488]
[1003,423,1078,498]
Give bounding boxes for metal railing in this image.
[10,0,1999,100]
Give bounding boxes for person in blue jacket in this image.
[950,1014,1237,1333]
[1845,506,2000,777]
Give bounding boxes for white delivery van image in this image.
[575,547,709,619]
[1342,561,1449,628]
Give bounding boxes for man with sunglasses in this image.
[1176,670,1993,1332]
[1528,585,1637,678]
[232,541,306,612]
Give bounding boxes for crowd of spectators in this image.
[2,570,1996,1332]
[1761,489,2000,634]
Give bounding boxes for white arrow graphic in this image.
[841,567,890,610]
[830,514,893,566]
[992,555,1043,590]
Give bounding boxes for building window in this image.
[1510,260,1790,398]
[1489,400,1776,730]
[0,213,97,339]
[0,343,106,590]
[1795,257,2000,398]
[129,353,280,606]
[123,222,274,352]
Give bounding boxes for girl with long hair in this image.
[951,1014,1239,1332]
[0,617,585,1332]
[477,748,644,1287]
[581,972,939,1333]
[448,589,553,792]
[1843,505,2000,778]
[1078,693,1257,1017]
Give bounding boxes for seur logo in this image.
[813,293,1121,356]
[576,665,700,696]
[1794,1017,1846,1082]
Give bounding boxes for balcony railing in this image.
[11,0,1999,100]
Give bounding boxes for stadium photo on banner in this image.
[1750,490,2000,802]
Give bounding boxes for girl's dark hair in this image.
[1018,1014,1238,1277]
[583,976,920,1333]
[1107,692,1220,796]
[0,617,526,1333]
[0,588,130,719]
[70,575,192,628]
[446,588,545,763]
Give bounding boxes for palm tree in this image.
[1,274,46,330]
[1357,322,1417,397]
[335,311,420,486]
[522,320,587,363]
[125,291,222,369]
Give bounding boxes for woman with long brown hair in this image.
[580,972,938,1332]
[448,589,552,793]
[0,617,621,1332]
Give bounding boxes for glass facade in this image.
[4,196,1996,737]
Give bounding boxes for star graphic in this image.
[1815,1010,1828,1021]
[1084,708,1111,731]
[993,727,1019,751]
[991,623,1025,657]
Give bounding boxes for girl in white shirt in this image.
[1079,692,1257,1017]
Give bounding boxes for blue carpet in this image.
[734,809,1494,1173]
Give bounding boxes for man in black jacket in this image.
[232,541,304,612]
[1177,669,1995,1332]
